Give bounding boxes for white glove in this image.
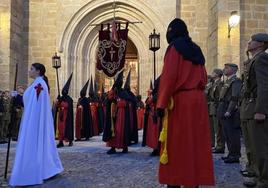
[11,91,18,97]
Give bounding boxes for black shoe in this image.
[167,185,181,188]
[75,139,81,142]
[243,178,257,187]
[213,148,225,154]
[107,148,116,154]
[122,147,128,154]
[224,157,239,163]
[68,141,73,147]
[57,141,64,148]
[150,149,160,156]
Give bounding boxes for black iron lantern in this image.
[149,29,160,81]
[52,52,61,69]
[149,29,160,52]
[52,52,61,96]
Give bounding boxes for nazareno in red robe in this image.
[90,102,99,136]
[106,98,127,149]
[157,46,215,187]
[145,97,161,149]
[75,104,83,140]
[55,101,68,141]
[137,107,145,130]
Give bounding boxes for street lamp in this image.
[228,11,240,38]
[52,52,61,96]
[149,29,160,81]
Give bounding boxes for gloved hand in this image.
[157,108,165,118]
[10,91,18,97]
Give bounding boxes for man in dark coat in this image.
[218,63,241,163]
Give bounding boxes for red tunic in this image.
[137,107,145,130]
[75,105,83,139]
[107,99,126,149]
[90,102,99,136]
[146,98,161,149]
[56,101,69,141]
[157,47,214,187]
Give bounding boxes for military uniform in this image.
[217,68,241,162]
[205,79,215,147]
[243,50,268,187]
[0,97,11,143]
[209,77,225,152]
[240,59,256,177]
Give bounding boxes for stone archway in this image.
[58,0,167,100]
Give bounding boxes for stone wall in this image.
[1,0,268,98]
[180,0,209,70]
[0,0,11,90]
[10,0,27,88]
[207,0,218,74]
[240,0,268,71]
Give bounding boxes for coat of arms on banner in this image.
[97,22,129,77]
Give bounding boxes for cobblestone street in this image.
[0,132,247,188]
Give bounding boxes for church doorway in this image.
[95,38,139,95]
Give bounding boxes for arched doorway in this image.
[95,38,139,95]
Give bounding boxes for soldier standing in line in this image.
[205,75,215,148]
[12,86,24,141]
[0,91,11,144]
[217,63,241,163]
[242,33,268,188]
[239,59,257,187]
[210,69,225,154]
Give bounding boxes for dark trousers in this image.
[250,118,268,187]
[241,120,256,174]
[220,113,241,158]
[213,115,225,150]
[209,115,215,147]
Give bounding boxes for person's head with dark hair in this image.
[166,18,205,65]
[30,63,50,92]
[166,18,189,44]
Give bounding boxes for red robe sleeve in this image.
[157,46,180,109]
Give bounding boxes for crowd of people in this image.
[1,18,268,188]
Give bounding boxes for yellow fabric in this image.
[159,98,174,165]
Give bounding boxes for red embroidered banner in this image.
[97,22,128,77]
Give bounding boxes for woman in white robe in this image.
[9,63,63,186]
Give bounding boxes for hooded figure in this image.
[89,76,99,136]
[123,70,138,144]
[103,70,132,154]
[142,76,161,156]
[102,71,123,142]
[156,18,215,187]
[55,73,74,148]
[75,80,92,140]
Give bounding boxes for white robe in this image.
[9,76,63,186]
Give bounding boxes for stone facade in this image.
[0,0,268,99]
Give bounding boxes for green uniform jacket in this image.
[242,51,268,119]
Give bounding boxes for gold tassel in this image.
[159,98,174,165]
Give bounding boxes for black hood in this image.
[166,18,205,65]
